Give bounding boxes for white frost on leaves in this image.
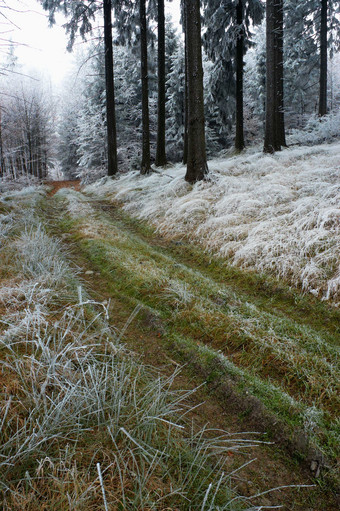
[86,141,340,304]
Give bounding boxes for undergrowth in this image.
[49,189,340,471]
[85,141,340,305]
[0,188,273,509]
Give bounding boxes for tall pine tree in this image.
[184,0,208,183]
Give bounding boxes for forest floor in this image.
[45,180,339,509]
[0,179,339,510]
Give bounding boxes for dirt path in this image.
[44,179,81,196]
[41,182,339,510]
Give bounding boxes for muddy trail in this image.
[41,180,339,510]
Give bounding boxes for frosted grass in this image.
[87,141,340,304]
[56,189,339,417]
[0,190,273,510]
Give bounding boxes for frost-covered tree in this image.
[57,95,81,178]
[0,74,55,180]
[283,0,340,118]
[165,37,185,161]
[114,0,152,174]
[203,0,264,151]
[41,0,118,175]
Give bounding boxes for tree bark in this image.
[103,0,118,176]
[319,0,328,116]
[276,0,286,146]
[182,0,188,165]
[235,0,245,152]
[0,107,5,177]
[264,0,281,153]
[140,0,151,174]
[155,0,167,167]
[184,0,208,183]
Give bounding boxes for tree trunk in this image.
[276,0,286,146]
[184,0,208,183]
[140,0,151,174]
[264,0,281,153]
[319,0,327,116]
[0,108,5,177]
[235,0,245,152]
[155,0,167,167]
[182,0,188,165]
[103,0,118,176]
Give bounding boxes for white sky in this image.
[0,0,181,87]
[0,0,73,85]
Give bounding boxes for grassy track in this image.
[38,187,340,508]
[2,186,270,510]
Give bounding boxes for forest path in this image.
[44,179,81,196]
[40,183,339,510]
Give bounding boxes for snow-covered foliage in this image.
[87,142,340,304]
[0,69,56,182]
[287,110,340,145]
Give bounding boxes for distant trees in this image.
[41,0,118,176]
[35,0,340,183]
[0,76,54,180]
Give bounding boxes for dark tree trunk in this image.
[184,0,208,183]
[0,108,5,177]
[235,0,245,152]
[183,63,188,164]
[155,0,167,167]
[264,0,281,153]
[276,0,286,146]
[319,0,328,116]
[103,0,118,176]
[140,0,151,174]
[182,0,188,165]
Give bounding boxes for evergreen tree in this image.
[184,0,208,183]
[319,0,328,116]
[155,0,167,166]
[203,0,264,151]
[166,38,185,161]
[114,0,153,174]
[140,0,151,174]
[41,0,118,176]
[104,0,118,175]
[263,0,284,153]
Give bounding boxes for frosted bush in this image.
[288,111,340,146]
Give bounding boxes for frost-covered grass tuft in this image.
[15,223,72,284]
[86,141,340,304]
